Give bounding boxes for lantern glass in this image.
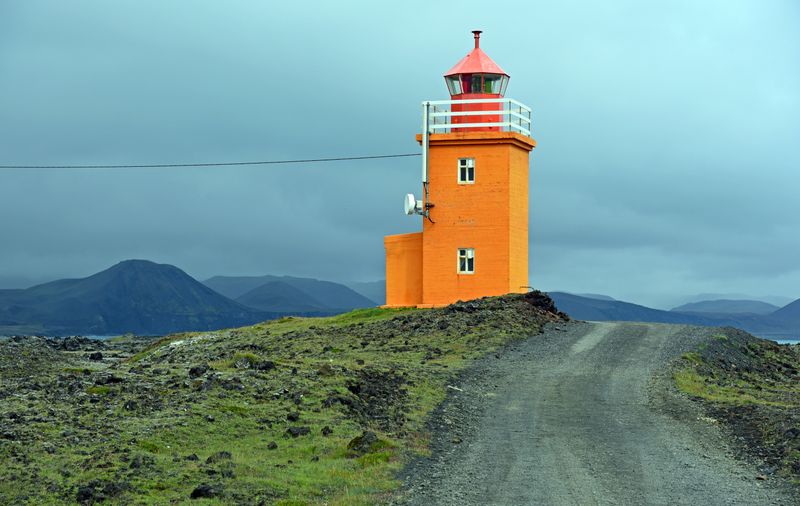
[446,76,463,95]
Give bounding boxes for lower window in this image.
[457,248,475,274]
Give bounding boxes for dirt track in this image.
[396,321,798,505]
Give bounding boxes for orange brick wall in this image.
[384,232,423,307]
[508,144,530,294]
[419,132,535,306]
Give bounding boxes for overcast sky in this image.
[1,0,798,308]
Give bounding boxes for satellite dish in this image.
[404,193,417,215]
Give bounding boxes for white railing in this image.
[423,98,532,137]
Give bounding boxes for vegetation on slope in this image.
[674,328,800,484]
[0,292,564,504]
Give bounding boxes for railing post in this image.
[422,101,430,184]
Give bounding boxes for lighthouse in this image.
[384,31,536,307]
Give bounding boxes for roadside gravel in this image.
[394,321,798,505]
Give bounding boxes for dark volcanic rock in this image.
[76,485,97,504]
[190,483,222,499]
[188,364,209,378]
[75,480,128,504]
[94,374,123,385]
[345,368,407,430]
[205,451,232,464]
[255,360,275,371]
[524,290,568,318]
[88,352,103,361]
[285,426,310,438]
[346,431,379,457]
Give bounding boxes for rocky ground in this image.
[672,327,800,484]
[0,292,564,505]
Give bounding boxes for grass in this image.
[0,294,556,504]
[673,368,784,406]
[674,330,800,484]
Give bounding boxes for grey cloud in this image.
[0,0,798,307]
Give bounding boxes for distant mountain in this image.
[549,292,697,324]
[548,292,799,340]
[204,275,375,312]
[771,298,800,324]
[0,260,269,336]
[576,293,616,301]
[671,299,779,315]
[235,281,331,313]
[672,293,794,309]
[346,280,386,306]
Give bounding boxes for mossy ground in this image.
[674,328,800,483]
[0,293,562,504]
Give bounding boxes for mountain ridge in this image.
[671,299,779,315]
[203,275,375,312]
[548,291,799,340]
[0,260,269,336]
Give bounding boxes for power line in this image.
[0,152,421,170]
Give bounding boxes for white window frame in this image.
[457,248,475,274]
[458,158,475,184]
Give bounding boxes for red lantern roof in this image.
[444,31,508,77]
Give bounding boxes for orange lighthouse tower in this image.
[384,31,536,307]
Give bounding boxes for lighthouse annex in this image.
[384,31,536,307]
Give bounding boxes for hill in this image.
[0,291,564,504]
[671,299,779,315]
[771,298,800,323]
[548,292,703,324]
[0,260,268,336]
[204,275,375,312]
[234,281,331,313]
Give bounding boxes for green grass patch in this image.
[681,352,703,365]
[85,385,110,395]
[674,368,790,406]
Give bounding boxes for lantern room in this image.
[444,30,509,99]
[443,30,509,131]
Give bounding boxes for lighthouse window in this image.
[446,76,463,95]
[458,158,475,184]
[483,74,503,94]
[469,74,483,93]
[458,248,475,274]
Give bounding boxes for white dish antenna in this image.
[404,193,423,215]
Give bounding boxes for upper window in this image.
[458,158,475,184]
[458,248,475,274]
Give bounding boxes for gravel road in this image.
[396,321,798,505]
